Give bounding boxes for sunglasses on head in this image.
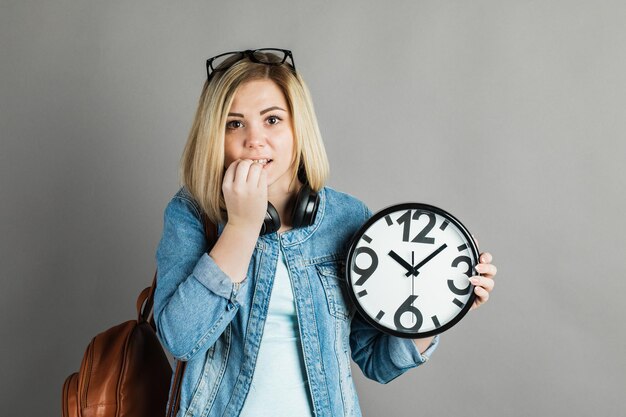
[205,48,296,82]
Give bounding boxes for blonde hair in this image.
[180,54,329,225]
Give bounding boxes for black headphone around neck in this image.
[261,183,319,235]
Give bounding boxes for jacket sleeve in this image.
[349,202,440,384]
[153,194,248,362]
[350,312,440,384]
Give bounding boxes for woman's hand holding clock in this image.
[470,251,497,310]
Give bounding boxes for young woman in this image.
[154,48,497,417]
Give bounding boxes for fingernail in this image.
[470,277,480,285]
[474,265,481,273]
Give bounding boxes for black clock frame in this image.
[345,202,479,339]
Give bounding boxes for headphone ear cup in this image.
[261,202,281,235]
[292,184,319,229]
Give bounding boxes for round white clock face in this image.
[346,203,478,338]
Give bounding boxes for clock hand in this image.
[388,250,417,276]
[406,243,448,277]
[411,251,415,324]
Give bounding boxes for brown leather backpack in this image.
[62,215,217,417]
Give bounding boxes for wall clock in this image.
[346,203,479,338]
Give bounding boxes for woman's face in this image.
[224,79,296,192]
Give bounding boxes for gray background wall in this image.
[1,0,625,416]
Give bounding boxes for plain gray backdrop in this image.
[1,0,625,416]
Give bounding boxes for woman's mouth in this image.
[252,158,272,167]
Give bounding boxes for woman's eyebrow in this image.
[227,107,286,118]
[260,106,286,115]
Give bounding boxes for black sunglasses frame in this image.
[205,48,296,82]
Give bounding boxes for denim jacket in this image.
[154,186,439,417]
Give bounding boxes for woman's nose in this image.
[244,124,266,148]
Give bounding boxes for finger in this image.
[257,168,268,189]
[475,262,497,278]
[469,276,494,292]
[247,160,263,184]
[223,159,241,186]
[234,159,253,188]
[473,285,490,304]
[479,252,492,264]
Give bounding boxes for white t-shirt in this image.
[239,251,314,417]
